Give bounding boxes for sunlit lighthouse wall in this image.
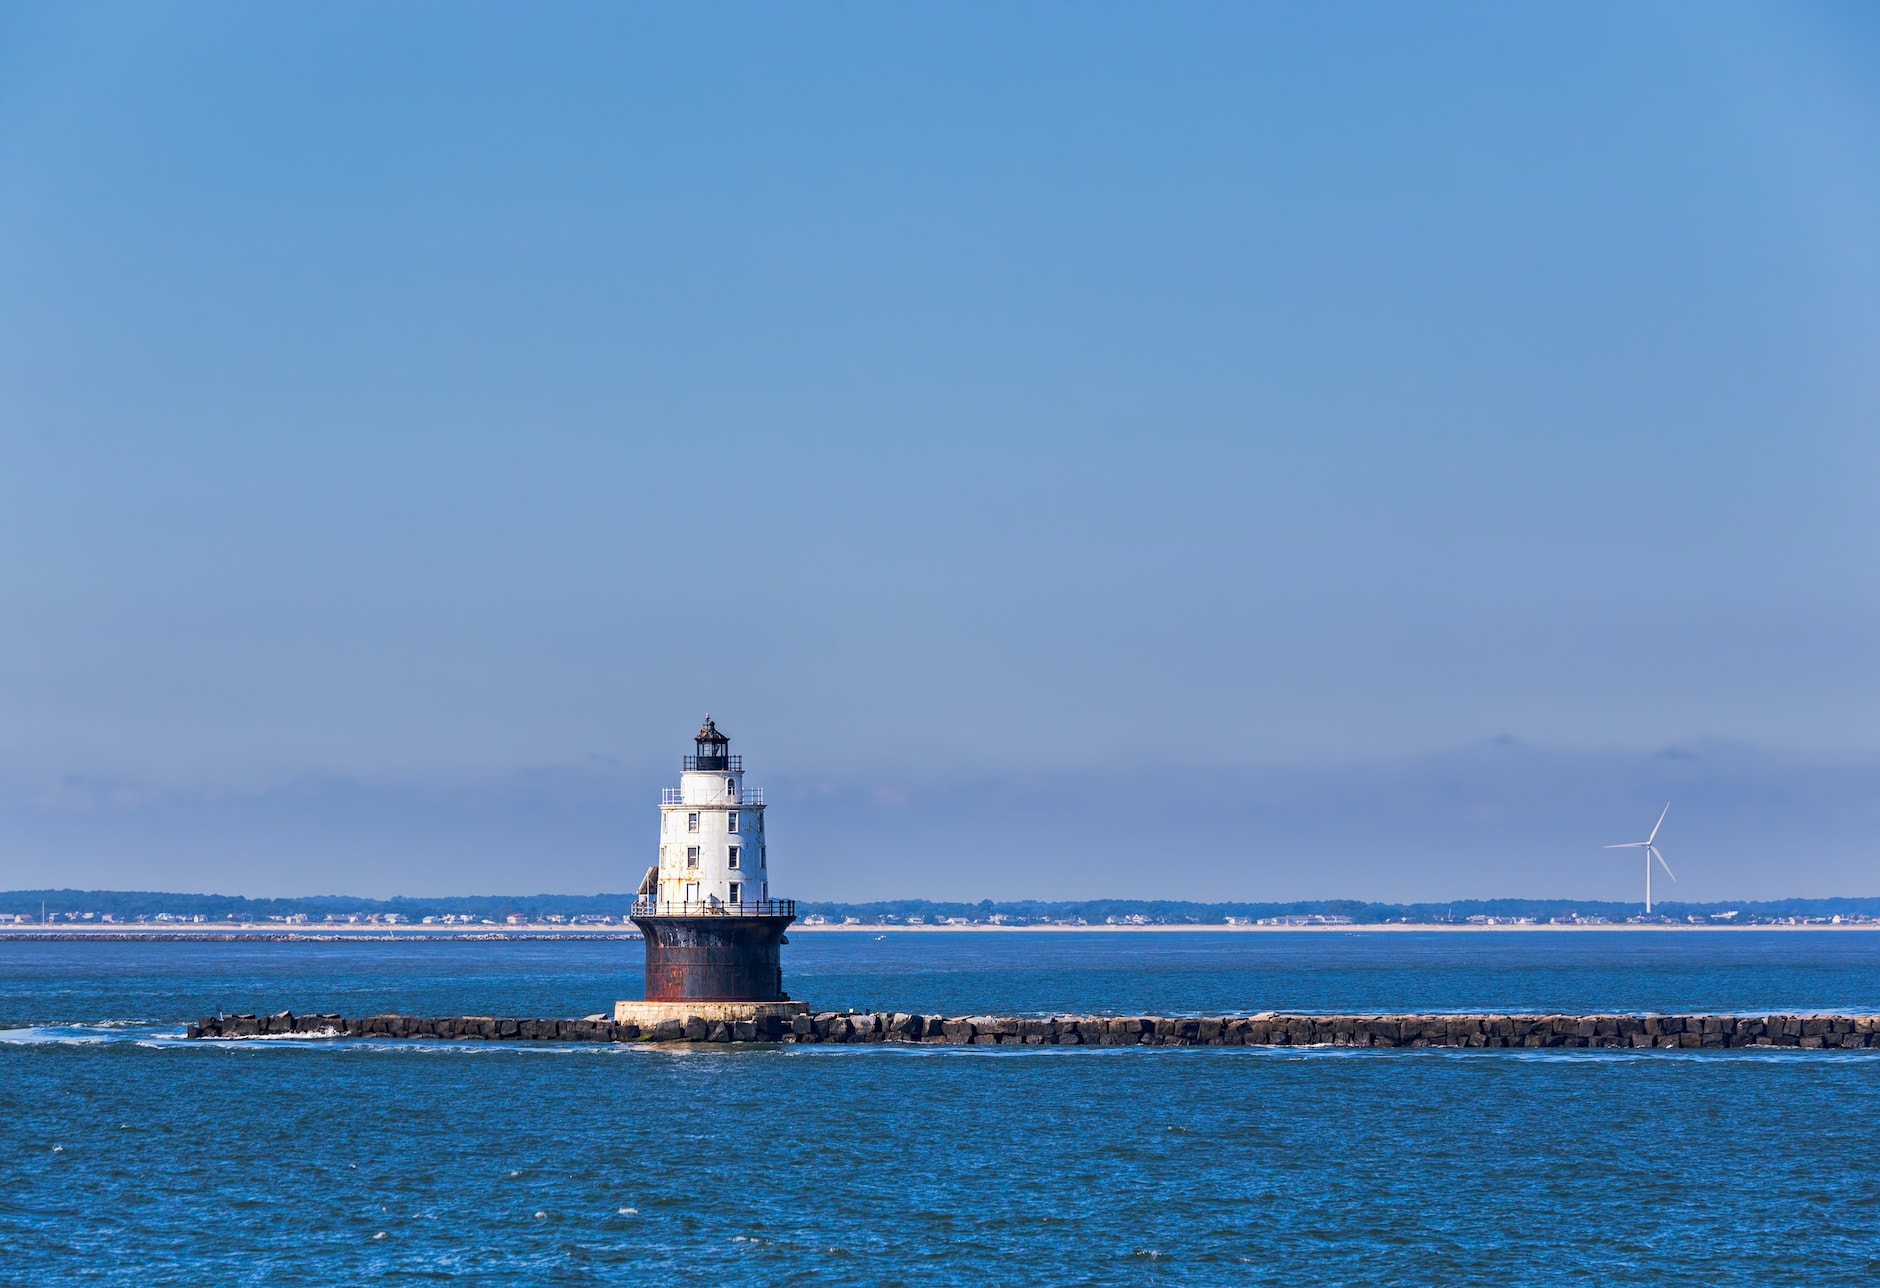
[629,719,795,1002]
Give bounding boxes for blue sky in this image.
[2,5,1876,900]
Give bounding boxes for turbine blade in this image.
[1651,845,1677,881]
[1605,842,1648,849]
[1648,803,1670,844]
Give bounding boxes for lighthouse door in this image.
[684,881,700,905]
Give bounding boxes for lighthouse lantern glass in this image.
[694,720,730,771]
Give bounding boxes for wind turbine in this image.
[1606,804,1676,914]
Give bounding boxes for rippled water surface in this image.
[4,932,1878,1284]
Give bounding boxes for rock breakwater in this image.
[186,1011,1880,1048]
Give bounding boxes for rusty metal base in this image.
[630,911,794,1002]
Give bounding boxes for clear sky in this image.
[2,4,1877,902]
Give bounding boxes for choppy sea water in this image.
[3,931,1878,1285]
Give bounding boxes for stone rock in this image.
[179,1007,1880,1053]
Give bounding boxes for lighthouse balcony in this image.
[663,787,762,806]
[633,898,795,919]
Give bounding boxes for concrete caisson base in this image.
[613,999,809,1026]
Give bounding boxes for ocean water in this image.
[3,931,1878,1284]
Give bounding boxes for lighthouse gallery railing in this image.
[662,787,762,805]
[632,899,795,918]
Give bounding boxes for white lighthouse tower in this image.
[622,718,799,1023]
[648,716,768,910]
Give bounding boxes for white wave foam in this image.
[0,1027,112,1045]
[199,1027,344,1041]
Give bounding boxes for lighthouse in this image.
[619,719,802,1026]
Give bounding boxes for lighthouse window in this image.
[686,846,700,867]
[687,813,699,833]
[728,846,740,869]
[728,882,742,904]
[728,812,739,833]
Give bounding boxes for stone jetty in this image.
[186,1011,1880,1049]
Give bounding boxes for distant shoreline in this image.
[792,922,1880,933]
[2,922,1877,942]
[12,891,1877,932]
[0,927,642,942]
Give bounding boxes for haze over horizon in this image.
[3,6,1877,903]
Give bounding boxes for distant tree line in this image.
[0,889,640,923]
[5,888,1880,924]
[793,896,1880,923]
